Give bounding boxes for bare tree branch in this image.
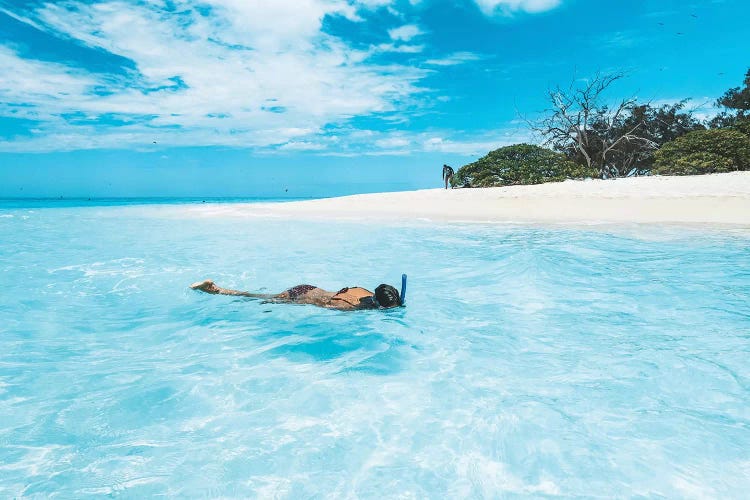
[535,72,659,178]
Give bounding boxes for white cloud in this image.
[278,141,327,151]
[646,97,719,122]
[376,43,425,54]
[0,0,556,153]
[0,0,432,152]
[375,137,410,148]
[388,24,423,41]
[321,127,533,156]
[417,129,532,155]
[424,52,482,66]
[0,7,45,31]
[0,46,97,101]
[473,0,561,15]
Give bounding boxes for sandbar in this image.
[198,172,750,226]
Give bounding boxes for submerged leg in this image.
[190,279,274,298]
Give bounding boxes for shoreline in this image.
[194,172,750,226]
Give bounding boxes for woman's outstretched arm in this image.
[190,279,278,299]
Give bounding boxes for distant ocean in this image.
[1,201,749,497]
[0,196,314,209]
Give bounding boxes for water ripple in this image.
[0,207,749,497]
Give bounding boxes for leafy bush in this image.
[452,144,597,187]
[659,152,734,176]
[653,129,750,175]
[732,118,750,137]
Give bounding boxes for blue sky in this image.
[1,0,748,198]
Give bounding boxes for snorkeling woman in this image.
[190,278,404,310]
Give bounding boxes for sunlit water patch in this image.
[1,203,749,497]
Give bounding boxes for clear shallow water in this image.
[1,204,749,498]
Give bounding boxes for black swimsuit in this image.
[286,284,377,309]
[287,284,317,300]
[329,287,377,309]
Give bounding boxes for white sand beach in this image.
[202,172,750,225]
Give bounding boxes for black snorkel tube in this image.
[400,274,407,306]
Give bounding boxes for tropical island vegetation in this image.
[452,68,750,187]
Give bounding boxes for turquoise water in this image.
[0,197,311,209]
[1,203,749,497]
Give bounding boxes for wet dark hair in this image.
[375,284,401,308]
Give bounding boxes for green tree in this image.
[559,100,704,176]
[452,144,596,187]
[653,129,750,175]
[709,68,750,135]
[608,101,704,174]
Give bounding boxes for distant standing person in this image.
[442,164,454,189]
